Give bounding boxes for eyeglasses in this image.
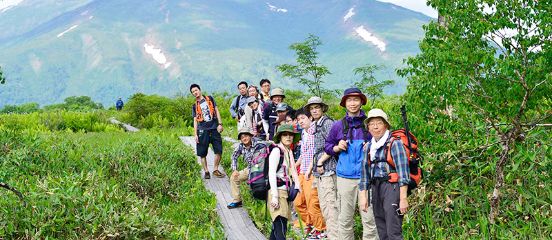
[369,121,385,127]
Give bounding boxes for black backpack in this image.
[248,144,285,200]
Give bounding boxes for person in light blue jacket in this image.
[324,88,378,240]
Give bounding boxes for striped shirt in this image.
[231,139,267,171]
[359,135,410,191]
[299,126,316,174]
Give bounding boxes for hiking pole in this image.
[400,105,418,175]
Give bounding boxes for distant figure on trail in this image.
[325,88,378,240]
[263,88,293,141]
[115,98,124,111]
[190,83,225,179]
[360,108,410,240]
[230,81,249,127]
[267,124,301,240]
[227,127,269,209]
[260,79,271,101]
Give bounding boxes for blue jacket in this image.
[324,111,371,179]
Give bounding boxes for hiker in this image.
[359,109,409,240]
[227,127,269,209]
[230,81,249,126]
[263,88,292,140]
[190,84,225,179]
[248,85,265,112]
[260,79,271,101]
[241,97,268,140]
[325,88,378,240]
[293,108,326,239]
[268,124,301,240]
[273,103,291,133]
[304,96,339,240]
[115,98,124,111]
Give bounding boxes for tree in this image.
[399,0,551,223]
[277,34,331,97]
[352,64,394,108]
[0,65,5,84]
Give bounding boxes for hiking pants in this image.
[372,180,404,240]
[336,176,378,240]
[317,174,339,240]
[230,168,249,202]
[270,216,288,240]
[294,174,326,231]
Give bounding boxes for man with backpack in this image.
[115,97,124,111]
[304,96,339,240]
[262,88,292,140]
[190,84,225,179]
[359,108,418,240]
[325,88,378,240]
[227,127,269,209]
[230,81,249,126]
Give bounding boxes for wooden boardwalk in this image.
[180,136,266,240]
[109,118,139,132]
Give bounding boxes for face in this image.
[280,132,295,146]
[368,117,388,140]
[297,114,311,129]
[240,133,252,146]
[248,87,258,97]
[191,87,201,98]
[238,84,248,96]
[271,96,283,104]
[248,101,259,110]
[309,104,323,120]
[345,96,362,114]
[277,110,287,119]
[284,116,295,125]
[261,82,271,94]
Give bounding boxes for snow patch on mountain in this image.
[355,26,386,52]
[344,7,355,22]
[57,25,79,38]
[0,0,23,13]
[267,3,287,13]
[144,43,172,69]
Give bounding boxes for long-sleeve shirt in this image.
[268,144,298,198]
[359,135,410,191]
[299,127,316,174]
[230,94,249,119]
[230,139,267,171]
[312,115,336,177]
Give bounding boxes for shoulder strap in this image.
[383,136,400,169]
[341,118,349,141]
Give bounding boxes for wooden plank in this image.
[180,136,267,240]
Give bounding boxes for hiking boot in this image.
[204,171,210,179]
[227,201,242,209]
[212,170,225,178]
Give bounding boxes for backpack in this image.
[376,129,423,193]
[232,95,246,119]
[247,144,285,200]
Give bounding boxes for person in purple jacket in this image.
[324,88,378,240]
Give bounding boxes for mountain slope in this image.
[0,0,431,106]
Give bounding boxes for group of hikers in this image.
[190,79,420,240]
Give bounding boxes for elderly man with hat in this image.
[240,96,268,140]
[359,109,410,240]
[227,127,269,209]
[303,96,340,239]
[324,88,378,240]
[263,88,293,141]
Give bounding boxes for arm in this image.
[391,139,410,214]
[359,148,370,191]
[229,97,238,118]
[324,122,340,156]
[268,147,281,198]
[192,106,199,143]
[230,145,243,171]
[212,97,224,132]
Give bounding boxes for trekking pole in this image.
[400,105,418,175]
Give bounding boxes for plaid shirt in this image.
[231,139,267,171]
[299,127,316,174]
[313,115,337,177]
[359,135,410,190]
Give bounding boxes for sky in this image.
[377,0,438,18]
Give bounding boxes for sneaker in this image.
[227,201,242,209]
[204,172,211,179]
[212,170,225,178]
[307,229,324,239]
[304,225,313,235]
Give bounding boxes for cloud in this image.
[376,0,437,18]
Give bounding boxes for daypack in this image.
[374,129,423,193]
[247,144,285,200]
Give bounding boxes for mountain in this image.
[0,0,431,107]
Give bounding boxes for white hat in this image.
[365,108,389,126]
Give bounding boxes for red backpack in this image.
[382,129,423,192]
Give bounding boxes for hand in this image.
[338,140,348,151]
[317,166,324,174]
[306,165,313,181]
[266,135,270,141]
[270,196,280,209]
[399,198,409,215]
[217,125,223,133]
[232,171,239,181]
[359,190,369,212]
[194,135,199,143]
